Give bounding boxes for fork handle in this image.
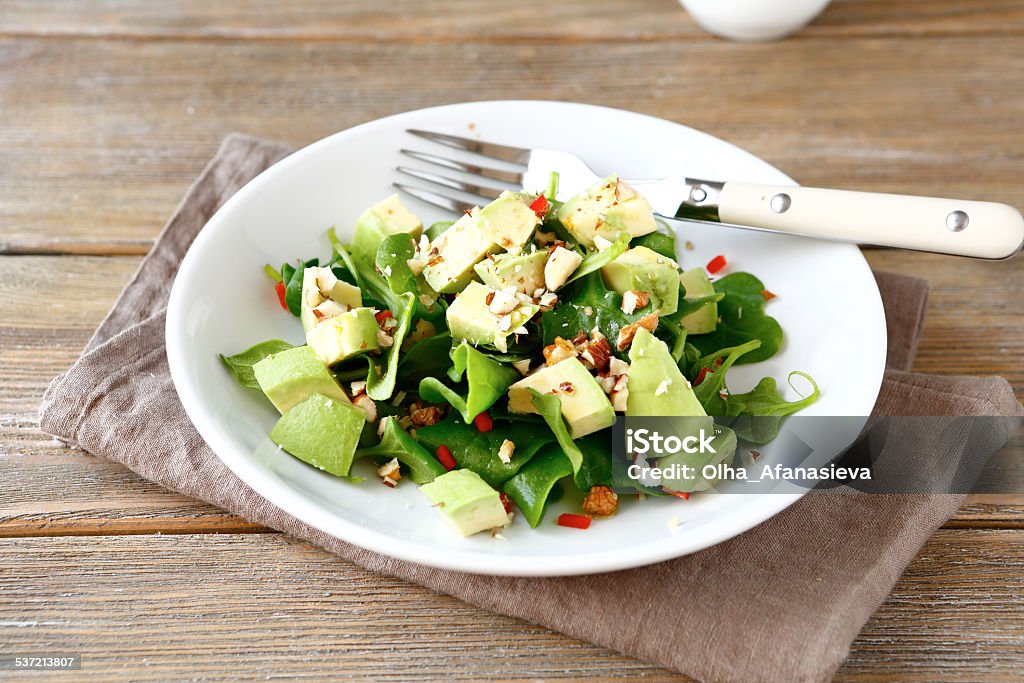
[694,181,1024,259]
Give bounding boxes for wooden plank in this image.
[2,36,1023,252]
[0,0,1021,40]
[0,530,1019,681]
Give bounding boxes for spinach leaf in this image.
[354,416,446,484]
[279,258,319,317]
[365,292,417,400]
[540,272,645,355]
[326,230,366,291]
[502,444,574,527]
[528,390,583,474]
[416,413,554,488]
[376,233,419,296]
[668,288,725,322]
[219,340,295,389]
[691,339,762,415]
[574,432,614,490]
[425,220,454,241]
[724,372,821,444]
[397,333,453,388]
[687,273,782,364]
[418,341,520,422]
[564,233,629,286]
[632,230,677,259]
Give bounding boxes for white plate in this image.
[167,101,886,576]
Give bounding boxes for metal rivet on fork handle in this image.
[770,193,792,213]
[947,210,969,232]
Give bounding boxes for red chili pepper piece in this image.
[694,367,711,386]
[663,488,690,500]
[274,281,288,310]
[529,194,549,216]
[557,513,592,529]
[435,445,457,471]
[706,254,727,274]
[499,493,513,514]
[375,309,393,325]
[473,411,493,433]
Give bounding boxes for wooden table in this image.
[2,1,1022,679]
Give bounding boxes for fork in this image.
[394,130,1024,260]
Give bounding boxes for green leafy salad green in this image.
[221,177,820,537]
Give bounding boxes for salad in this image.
[221,175,819,536]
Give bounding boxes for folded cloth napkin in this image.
[40,134,1023,683]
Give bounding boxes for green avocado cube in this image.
[305,307,380,366]
[474,249,547,295]
[446,281,539,352]
[253,345,350,414]
[269,393,365,477]
[678,267,718,334]
[419,469,510,536]
[507,358,615,438]
[601,245,680,316]
[626,327,706,417]
[422,211,499,294]
[658,426,737,494]
[475,191,541,251]
[556,175,657,247]
[352,194,422,265]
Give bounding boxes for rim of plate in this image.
[166,100,886,576]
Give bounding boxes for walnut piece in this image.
[410,405,442,427]
[615,311,660,351]
[585,337,612,373]
[543,336,578,366]
[582,485,619,517]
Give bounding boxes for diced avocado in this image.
[419,469,510,536]
[300,266,362,333]
[507,358,615,438]
[446,281,539,352]
[253,345,350,414]
[658,426,737,494]
[269,393,364,477]
[352,194,423,265]
[556,175,657,247]
[601,246,680,316]
[679,267,717,334]
[305,307,379,365]
[476,191,541,252]
[626,327,706,417]
[422,211,500,294]
[474,250,547,295]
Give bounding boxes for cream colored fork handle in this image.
[717,183,1024,260]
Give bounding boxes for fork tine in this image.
[397,166,504,201]
[407,129,531,165]
[393,182,475,215]
[400,149,523,185]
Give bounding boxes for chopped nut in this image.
[496,315,513,333]
[610,388,628,412]
[613,373,629,392]
[406,258,425,276]
[354,394,378,423]
[621,290,650,315]
[377,329,394,348]
[532,287,547,298]
[571,331,588,346]
[512,359,531,376]
[378,458,401,487]
[582,485,619,517]
[488,287,519,315]
[592,235,614,252]
[391,390,407,406]
[313,299,348,320]
[497,439,515,464]
[654,379,671,396]
[315,268,339,296]
[615,311,660,351]
[599,375,616,394]
[543,337,578,366]
[544,246,583,291]
[538,291,558,308]
[535,230,557,246]
[586,337,612,373]
[427,254,444,267]
[410,405,442,427]
[685,240,695,251]
[608,357,629,376]
[485,291,495,306]
[558,381,575,394]
[350,381,367,397]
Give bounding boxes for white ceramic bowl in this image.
[167,101,886,576]
[680,0,833,42]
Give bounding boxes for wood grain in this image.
[2,35,1023,252]
[0,530,1020,681]
[0,0,1021,40]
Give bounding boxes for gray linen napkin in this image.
[40,134,1023,683]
